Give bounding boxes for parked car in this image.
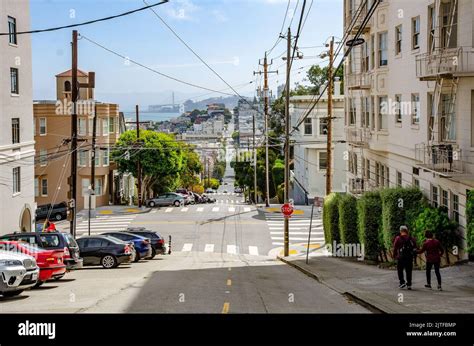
[145,193,184,208]
[191,192,204,204]
[35,202,68,222]
[205,188,215,194]
[234,187,243,194]
[0,232,83,272]
[0,250,39,297]
[126,227,167,257]
[176,189,194,205]
[101,232,153,262]
[0,241,66,287]
[202,194,216,203]
[76,236,133,269]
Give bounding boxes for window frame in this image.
[13,167,21,194]
[39,117,47,136]
[318,151,328,171]
[12,118,20,144]
[395,25,402,55]
[412,16,420,50]
[8,16,17,45]
[378,32,388,67]
[10,68,19,95]
[303,117,313,135]
[41,178,48,197]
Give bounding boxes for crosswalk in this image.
[264,214,325,246]
[180,243,260,256]
[150,205,253,214]
[59,215,137,235]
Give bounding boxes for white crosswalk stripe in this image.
[243,207,251,212]
[176,243,260,256]
[248,246,259,256]
[228,207,235,212]
[197,207,204,212]
[165,208,173,213]
[181,207,189,212]
[212,207,219,212]
[227,245,238,254]
[204,244,214,252]
[182,243,193,252]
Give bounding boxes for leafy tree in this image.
[179,144,203,189]
[204,178,220,190]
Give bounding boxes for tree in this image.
[179,144,203,189]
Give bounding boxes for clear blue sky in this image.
[31,0,342,110]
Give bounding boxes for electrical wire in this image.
[0,1,169,36]
[266,0,292,56]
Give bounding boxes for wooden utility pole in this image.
[283,27,291,257]
[69,30,78,238]
[88,104,98,236]
[252,113,257,204]
[326,37,335,196]
[136,105,142,208]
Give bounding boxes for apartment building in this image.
[344,0,472,246]
[0,0,36,233]
[290,81,347,205]
[34,69,122,213]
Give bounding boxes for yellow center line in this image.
[227,279,232,286]
[222,302,230,314]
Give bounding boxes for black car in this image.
[126,227,167,257]
[0,232,83,272]
[76,236,133,269]
[35,202,68,221]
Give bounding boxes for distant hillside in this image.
[183,96,249,111]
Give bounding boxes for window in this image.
[378,32,388,67]
[95,178,103,196]
[413,177,420,188]
[452,194,459,223]
[365,159,371,180]
[429,6,436,52]
[82,179,90,197]
[378,96,388,130]
[397,171,402,187]
[362,97,370,128]
[395,25,402,55]
[395,95,402,123]
[375,162,380,187]
[431,185,439,208]
[39,118,47,135]
[109,117,115,133]
[64,81,72,92]
[385,166,390,187]
[10,68,19,94]
[41,178,48,197]
[304,118,312,135]
[34,178,39,197]
[370,96,375,130]
[89,118,94,136]
[8,16,17,45]
[39,149,48,167]
[78,150,88,167]
[12,118,20,144]
[13,167,20,194]
[319,152,327,171]
[370,35,375,70]
[362,42,369,72]
[78,118,86,136]
[411,94,420,125]
[102,149,109,166]
[441,189,449,210]
[319,117,328,135]
[349,98,356,125]
[95,150,100,167]
[412,16,420,49]
[102,118,109,136]
[441,2,457,48]
[380,164,385,187]
[441,94,456,140]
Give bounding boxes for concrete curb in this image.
[278,256,388,314]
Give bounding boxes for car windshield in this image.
[39,234,61,248]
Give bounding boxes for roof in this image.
[55,69,89,77]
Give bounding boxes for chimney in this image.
[334,77,342,97]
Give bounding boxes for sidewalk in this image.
[279,255,474,313]
[77,205,151,218]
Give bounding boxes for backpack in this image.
[399,237,416,259]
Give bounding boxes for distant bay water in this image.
[123,111,182,122]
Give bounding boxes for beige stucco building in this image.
[344,0,473,252]
[0,0,36,234]
[34,69,122,213]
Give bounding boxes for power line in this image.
[0,1,169,36]
[266,0,291,56]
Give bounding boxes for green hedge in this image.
[323,193,341,245]
[338,194,359,245]
[380,187,424,249]
[465,190,474,256]
[357,191,382,261]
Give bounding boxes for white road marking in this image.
[244,207,251,212]
[272,242,284,246]
[228,207,236,212]
[270,237,309,241]
[181,208,189,212]
[248,246,259,256]
[204,244,214,252]
[212,207,220,212]
[182,243,193,252]
[197,207,204,212]
[165,208,173,213]
[227,245,238,254]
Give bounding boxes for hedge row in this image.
[357,191,382,261]
[338,194,359,245]
[466,190,474,256]
[323,193,341,245]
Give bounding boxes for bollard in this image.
[168,235,172,255]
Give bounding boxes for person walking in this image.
[418,231,444,291]
[393,225,418,290]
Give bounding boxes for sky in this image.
[30,0,343,111]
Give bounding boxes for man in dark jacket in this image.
[418,231,444,291]
[393,225,417,290]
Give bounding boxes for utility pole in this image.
[88,104,98,236]
[283,27,291,257]
[326,37,335,196]
[254,53,277,207]
[136,105,143,208]
[252,113,257,204]
[69,30,78,238]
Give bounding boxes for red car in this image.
[0,241,66,287]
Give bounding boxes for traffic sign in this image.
[281,203,294,218]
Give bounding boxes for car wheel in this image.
[174,200,181,207]
[2,290,23,297]
[133,252,141,263]
[34,281,44,288]
[101,255,117,269]
[151,247,157,259]
[54,275,65,281]
[54,213,62,221]
[149,201,156,208]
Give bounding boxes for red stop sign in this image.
[281,203,294,218]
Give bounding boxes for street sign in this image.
[346,38,365,47]
[281,203,294,218]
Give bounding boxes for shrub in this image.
[338,194,359,245]
[380,187,424,250]
[357,191,383,261]
[323,193,341,245]
[466,190,474,256]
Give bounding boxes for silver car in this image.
[146,193,185,208]
[0,250,39,297]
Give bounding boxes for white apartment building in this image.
[0,0,35,233]
[344,0,472,245]
[290,81,347,205]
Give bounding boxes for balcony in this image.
[415,143,464,176]
[345,5,371,34]
[416,47,474,81]
[348,178,368,195]
[346,127,371,148]
[346,72,372,90]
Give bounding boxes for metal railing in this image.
[416,47,474,79]
[346,127,371,147]
[415,143,463,174]
[346,72,372,89]
[345,3,370,32]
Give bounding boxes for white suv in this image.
[0,250,39,297]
